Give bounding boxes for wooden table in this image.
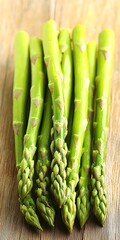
[0,0,120,239]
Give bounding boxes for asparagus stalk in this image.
[36,89,55,226]
[77,41,97,228]
[13,31,30,167]
[18,38,45,230]
[17,37,45,199]
[13,33,42,230]
[66,96,74,148]
[58,28,73,120]
[42,20,68,207]
[91,29,114,225]
[58,29,73,151]
[61,25,89,232]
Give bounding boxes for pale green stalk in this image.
[13,33,42,230]
[42,20,68,208]
[17,37,45,199]
[77,41,97,228]
[18,37,46,230]
[59,28,73,120]
[61,25,89,232]
[91,29,115,225]
[36,89,55,226]
[13,31,30,167]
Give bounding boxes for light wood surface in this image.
[0,0,120,239]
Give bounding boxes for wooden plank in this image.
[0,0,120,239]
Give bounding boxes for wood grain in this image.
[0,0,120,239]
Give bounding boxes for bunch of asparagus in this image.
[13,20,114,232]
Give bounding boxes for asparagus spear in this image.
[36,28,73,225]
[36,89,55,226]
[66,96,74,148]
[91,29,114,225]
[13,31,30,167]
[13,33,42,230]
[42,20,68,208]
[17,37,45,199]
[61,25,89,232]
[58,28,73,120]
[18,38,45,230]
[77,41,97,228]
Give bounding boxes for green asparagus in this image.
[66,94,74,148]
[13,33,42,230]
[77,41,97,228]
[13,31,30,167]
[13,23,114,231]
[91,29,114,225]
[36,89,55,226]
[19,193,42,230]
[17,37,45,199]
[58,28,73,120]
[42,20,68,207]
[61,25,89,232]
[17,37,45,230]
